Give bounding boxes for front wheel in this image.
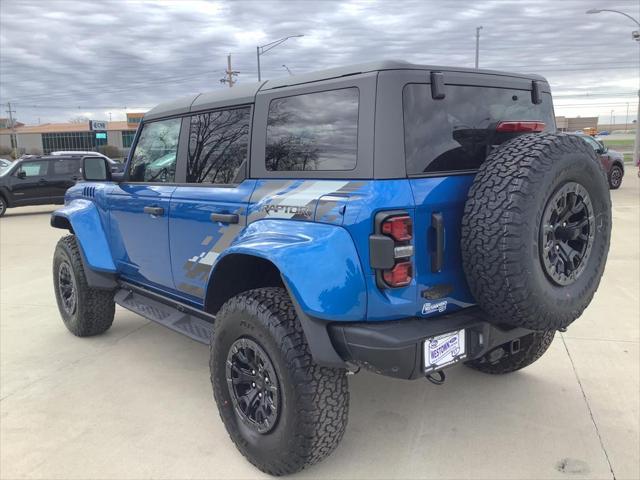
[608,165,623,189]
[53,235,115,336]
[0,196,6,217]
[210,287,349,476]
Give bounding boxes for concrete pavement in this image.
[1,179,638,479]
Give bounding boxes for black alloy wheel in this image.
[57,260,78,315]
[540,182,594,286]
[609,166,623,189]
[226,337,280,434]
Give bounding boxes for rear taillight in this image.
[496,121,546,133]
[381,215,412,241]
[382,261,413,287]
[369,212,414,288]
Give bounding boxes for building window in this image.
[265,88,359,171]
[42,131,104,154]
[122,130,137,148]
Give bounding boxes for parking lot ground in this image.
[1,178,638,480]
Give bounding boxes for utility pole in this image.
[220,54,239,87]
[5,102,18,159]
[626,102,630,131]
[475,26,483,69]
[610,110,614,126]
[634,89,639,168]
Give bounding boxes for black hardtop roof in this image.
[144,60,549,121]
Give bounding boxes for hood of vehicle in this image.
[607,149,624,160]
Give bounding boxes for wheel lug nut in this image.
[251,370,255,375]
[258,393,262,398]
[265,377,269,383]
[251,382,256,387]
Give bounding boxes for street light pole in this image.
[475,26,483,69]
[586,8,640,168]
[256,46,262,82]
[256,34,304,82]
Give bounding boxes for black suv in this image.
[0,154,89,216]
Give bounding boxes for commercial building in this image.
[555,116,598,132]
[0,113,144,157]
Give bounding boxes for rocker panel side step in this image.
[114,287,214,344]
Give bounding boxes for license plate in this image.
[424,329,466,373]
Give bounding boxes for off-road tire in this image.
[53,235,115,336]
[608,164,623,189]
[0,195,7,217]
[466,330,555,374]
[210,287,349,476]
[461,133,611,331]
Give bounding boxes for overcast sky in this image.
[1,0,638,125]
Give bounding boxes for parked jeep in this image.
[0,154,89,216]
[51,61,611,476]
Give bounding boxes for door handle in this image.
[430,212,444,273]
[210,213,239,224]
[144,206,164,216]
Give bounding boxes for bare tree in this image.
[187,109,250,183]
[69,116,90,124]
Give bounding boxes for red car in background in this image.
[574,133,625,189]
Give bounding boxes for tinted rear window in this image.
[403,84,555,175]
[265,88,359,171]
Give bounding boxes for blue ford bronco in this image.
[51,61,611,475]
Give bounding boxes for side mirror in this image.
[16,170,26,179]
[82,156,111,181]
[111,172,125,182]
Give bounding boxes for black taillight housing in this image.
[369,211,414,288]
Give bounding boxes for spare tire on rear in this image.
[461,133,611,331]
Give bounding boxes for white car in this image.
[51,151,124,173]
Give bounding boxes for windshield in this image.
[0,161,12,176]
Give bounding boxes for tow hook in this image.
[425,370,446,385]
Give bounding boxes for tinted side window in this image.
[266,88,359,171]
[187,107,250,184]
[17,161,48,177]
[129,118,181,182]
[403,84,555,174]
[52,159,80,175]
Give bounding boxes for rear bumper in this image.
[328,307,532,379]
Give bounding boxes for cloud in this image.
[0,0,638,124]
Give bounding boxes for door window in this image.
[187,107,250,184]
[17,161,48,177]
[265,88,359,171]
[128,118,181,182]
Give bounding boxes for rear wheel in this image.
[466,331,555,374]
[210,287,349,476]
[0,195,6,217]
[608,165,623,189]
[53,235,115,336]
